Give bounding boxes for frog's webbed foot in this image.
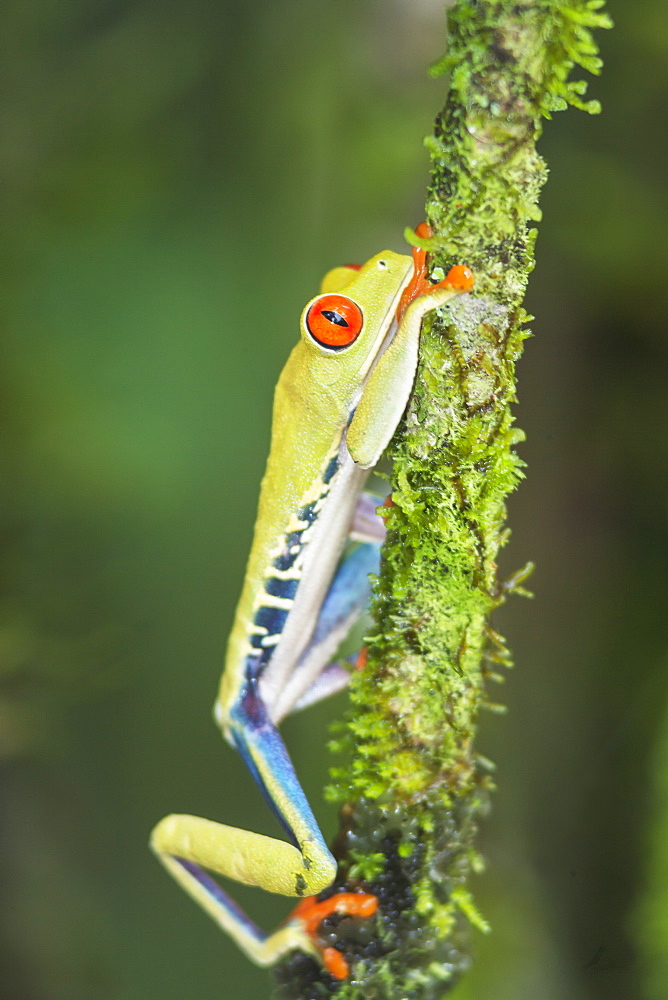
[288,892,379,979]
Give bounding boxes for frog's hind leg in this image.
[150,491,386,968]
[151,692,337,965]
[153,851,317,968]
[152,683,337,894]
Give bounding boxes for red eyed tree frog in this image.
[150,229,474,978]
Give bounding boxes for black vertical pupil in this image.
[321,309,348,327]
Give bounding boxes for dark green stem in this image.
[273,2,610,998]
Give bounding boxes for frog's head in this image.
[298,250,412,390]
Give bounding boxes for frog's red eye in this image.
[306,294,363,350]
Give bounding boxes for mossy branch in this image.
[273,2,610,998]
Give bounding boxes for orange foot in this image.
[397,221,474,322]
[290,891,378,979]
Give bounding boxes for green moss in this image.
[272,2,609,997]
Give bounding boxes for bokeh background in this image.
[1,1,666,999]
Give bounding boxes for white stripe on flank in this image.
[259,594,294,611]
[268,566,301,581]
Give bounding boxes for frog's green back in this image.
[218,250,412,714]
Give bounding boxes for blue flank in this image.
[254,605,290,637]
[265,576,299,600]
[322,453,339,485]
[273,530,305,572]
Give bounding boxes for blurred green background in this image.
[1,1,666,998]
